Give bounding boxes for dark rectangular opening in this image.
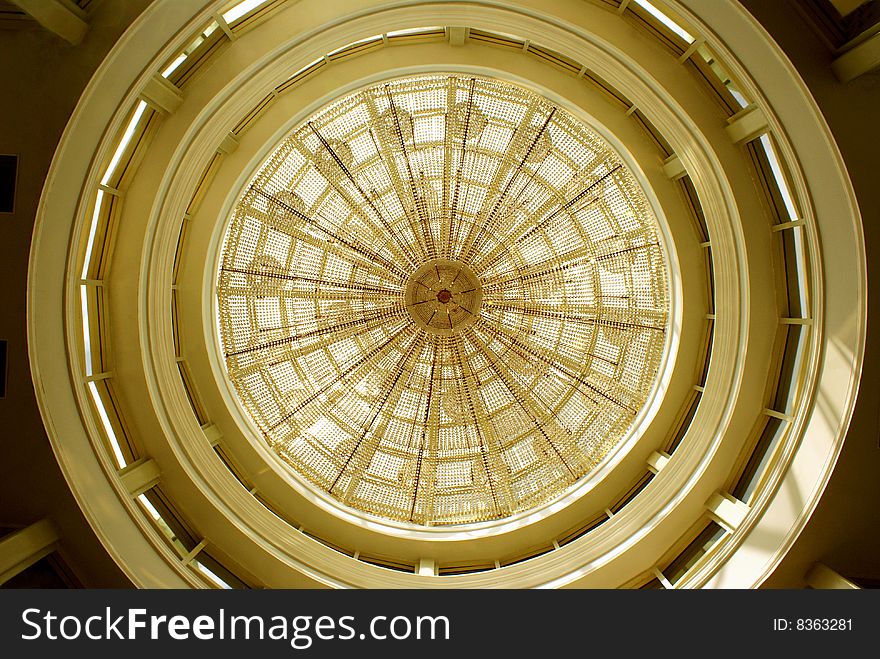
[0,155,17,213]
[438,562,495,576]
[0,340,6,398]
[358,554,415,573]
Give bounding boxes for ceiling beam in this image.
[0,519,60,585]
[11,0,88,45]
[832,30,880,81]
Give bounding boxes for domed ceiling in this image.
[217,73,670,526]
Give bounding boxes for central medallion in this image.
[404,259,483,336]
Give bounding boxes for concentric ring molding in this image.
[41,0,744,588]
[46,0,756,588]
[145,0,757,586]
[155,36,705,564]
[165,10,716,568]
[26,0,864,588]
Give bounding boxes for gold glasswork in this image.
[217,74,669,526]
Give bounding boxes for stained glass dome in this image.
[216,73,669,526]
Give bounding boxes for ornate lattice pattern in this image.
[216,74,669,526]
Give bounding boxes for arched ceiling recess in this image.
[27,0,864,589]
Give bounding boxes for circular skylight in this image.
[216,74,669,526]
